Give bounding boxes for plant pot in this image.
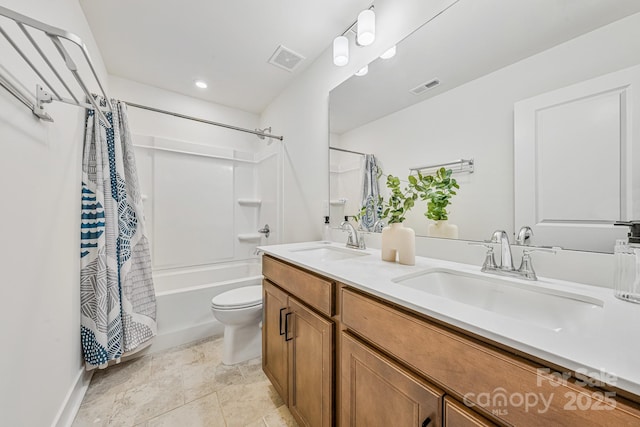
[427,220,459,239]
[381,222,415,265]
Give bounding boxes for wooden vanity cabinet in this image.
[443,397,497,427]
[340,287,640,427]
[262,254,640,426]
[341,331,443,426]
[262,256,334,427]
[262,279,289,403]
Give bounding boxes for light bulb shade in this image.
[333,36,349,66]
[355,65,368,76]
[357,9,375,46]
[380,45,397,59]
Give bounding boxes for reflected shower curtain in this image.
[360,154,382,231]
[80,97,156,369]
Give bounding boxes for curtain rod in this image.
[329,146,368,156]
[124,101,284,141]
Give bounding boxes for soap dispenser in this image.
[613,221,640,303]
[322,216,331,241]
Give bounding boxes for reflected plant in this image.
[408,167,459,221]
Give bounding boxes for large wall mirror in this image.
[329,0,640,253]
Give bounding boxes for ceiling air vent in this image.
[410,78,440,95]
[268,45,305,72]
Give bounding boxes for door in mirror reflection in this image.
[514,65,640,252]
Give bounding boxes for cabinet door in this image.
[262,279,289,404]
[288,297,334,427]
[443,397,497,427]
[341,332,442,427]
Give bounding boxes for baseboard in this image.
[51,367,93,427]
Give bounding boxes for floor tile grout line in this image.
[214,391,228,427]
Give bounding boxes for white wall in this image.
[109,76,261,153]
[332,12,640,242]
[260,0,459,243]
[0,0,107,426]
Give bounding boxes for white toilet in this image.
[210,285,263,365]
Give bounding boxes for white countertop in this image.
[259,241,640,396]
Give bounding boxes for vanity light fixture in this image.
[354,65,368,76]
[380,45,396,59]
[194,80,208,89]
[332,5,375,67]
[333,36,349,66]
[357,9,375,46]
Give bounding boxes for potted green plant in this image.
[409,167,460,238]
[381,175,417,223]
[379,175,416,265]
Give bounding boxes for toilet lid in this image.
[211,285,263,309]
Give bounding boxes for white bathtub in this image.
[148,260,262,354]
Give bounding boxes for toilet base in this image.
[222,322,262,365]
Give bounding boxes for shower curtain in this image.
[80,97,156,369]
[360,154,382,231]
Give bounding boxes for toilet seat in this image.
[211,285,263,310]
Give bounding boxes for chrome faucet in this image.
[491,230,514,270]
[341,219,365,249]
[515,226,534,246]
[471,229,556,281]
[372,219,386,233]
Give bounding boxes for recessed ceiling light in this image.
[194,80,208,89]
[380,45,397,59]
[354,65,368,77]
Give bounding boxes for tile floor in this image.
[72,337,297,427]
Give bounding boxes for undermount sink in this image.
[393,268,604,333]
[289,244,369,261]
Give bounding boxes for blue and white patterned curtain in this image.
[360,154,382,231]
[80,97,156,369]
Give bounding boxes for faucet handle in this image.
[358,235,366,250]
[468,241,497,270]
[522,246,559,255]
[468,241,494,248]
[517,246,559,280]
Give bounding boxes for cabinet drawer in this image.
[263,255,334,317]
[341,288,640,426]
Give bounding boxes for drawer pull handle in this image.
[284,312,293,341]
[279,307,287,336]
[421,417,431,427]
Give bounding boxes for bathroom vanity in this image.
[260,242,640,427]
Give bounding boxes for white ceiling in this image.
[330,0,640,134]
[79,0,372,113]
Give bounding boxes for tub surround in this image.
[259,241,640,398]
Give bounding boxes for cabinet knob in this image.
[421,417,431,427]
